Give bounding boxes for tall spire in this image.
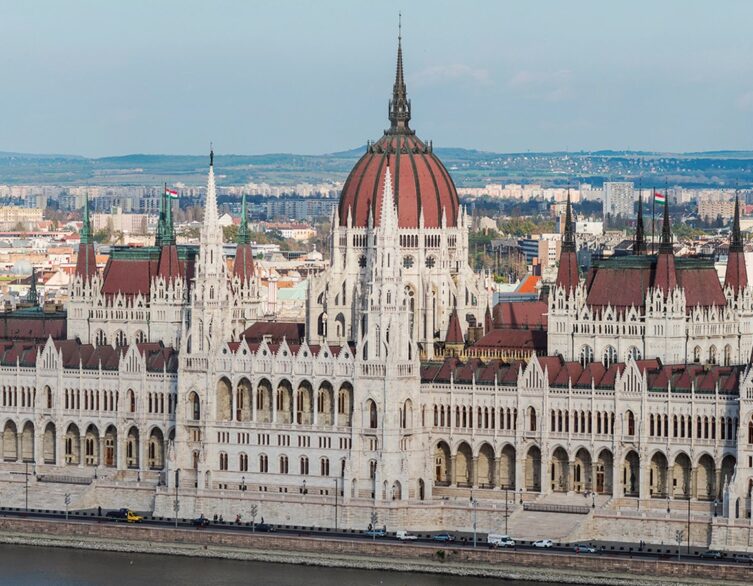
[561,190,575,252]
[725,193,748,292]
[388,14,411,134]
[634,191,646,255]
[659,196,672,253]
[164,189,175,245]
[237,193,250,245]
[730,193,743,253]
[80,194,91,245]
[203,145,221,243]
[556,190,579,291]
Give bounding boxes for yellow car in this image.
[106,508,143,523]
[126,510,143,523]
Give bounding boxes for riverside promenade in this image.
[0,516,747,586]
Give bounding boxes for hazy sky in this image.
[2,0,753,157]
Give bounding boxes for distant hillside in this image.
[2,148,753,187]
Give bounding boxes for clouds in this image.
[508,69,575,103]
[412,63,491,88]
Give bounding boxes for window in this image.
[115,330,127,347]
[280,455,289,474]
[239,453,248,472]
[425,256,435,269]
[528,407,537,432]
[300,456,309,475]
[579,345,594,367]
[603,346,617,368]
[358,255,367,268]
[402,256,414,269]
[320,457,330,476]
[259,454,268,473]
[219,452,228,471]
[627,411,635,436]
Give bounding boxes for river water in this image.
[0,544,559,586]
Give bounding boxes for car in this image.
[254,523,275,532]
[396,530,418,541]
[488,534,515,548]
[192,516,210,528]
[431,532,455,542]
[533,539,554,548]
[366,528,386,538]
[700,550,723,560]
[105,508,142,523]
[732,553,753,564]
[574,544,597,554]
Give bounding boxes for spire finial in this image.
[388,17,411,134]
[210,143,214,167]
[562,188,575,252]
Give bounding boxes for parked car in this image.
[106,508,142,523]
[533,539,554,548]
[432,532,455,542]
[488,534,515,548]
[700,550,723,560]
[732,553,753,564]
[192,516,210,528]
[255,523,275,533]
[396,530,418,541]
[574,544,597,554]
[366,528,386,538]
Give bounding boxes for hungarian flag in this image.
[165,187,179,199]
[654,191,666,205]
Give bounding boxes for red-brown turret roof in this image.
[445,309,464,345]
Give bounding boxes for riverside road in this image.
[0,506,749,567]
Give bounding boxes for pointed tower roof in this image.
[388,15,411,134]
[654,198,677,293]
[233,194,256,282]
[484,303,494,334]
[163,189,175,245]
[155,189,165,247]
[555,191,579,291]
[75,195,97,282]
[445,308,464,345]
[725,193,748,292]
[634,192,646,255]
[204,147,220,233]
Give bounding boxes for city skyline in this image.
[2,1,753,157]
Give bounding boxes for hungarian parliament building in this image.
[1,36,753,526]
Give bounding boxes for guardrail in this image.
[37,474,92,485]
[523,503,591,514]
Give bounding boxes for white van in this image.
[487,534,515,548]
[396,530,418,541]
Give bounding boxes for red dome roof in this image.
[337,35,459,229]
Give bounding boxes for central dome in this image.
[337,36,459,229]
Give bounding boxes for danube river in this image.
[0,544,560,586]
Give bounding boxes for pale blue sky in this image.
[2,0,753,156]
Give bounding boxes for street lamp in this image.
[504,486,509,536]
[470,495,478,548]
[173,469,180,529]
[666,496,671,514]
[64,493,71,521]
[714,499,719,517]
[241,476,246,492]
[334,478,339,531]
[370,510,378,541]
[302,479,308,495]
[519,488,523,505]
[591,492,595,509]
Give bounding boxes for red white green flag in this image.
[165,187,179,199]
[654,191,666,205]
